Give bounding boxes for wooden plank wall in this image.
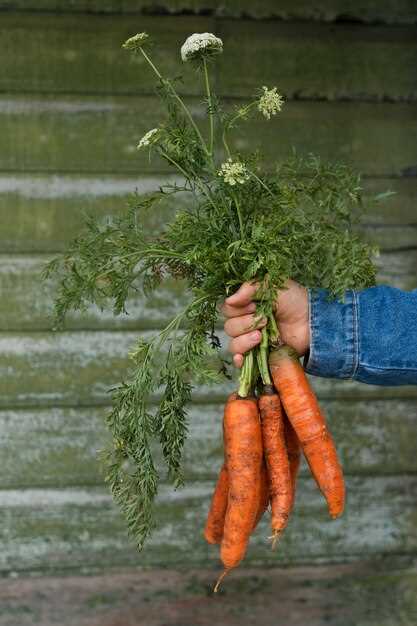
[0,1,416,575]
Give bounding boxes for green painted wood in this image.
[0,13,212,97]
[0,327,416,409]
[0,1,416,24]
[0,476,416,572]
[0,175,415,253]
[217,21,417,101]
[1,399,417,489]
[1,561,416,626]
[2,13,416,100]
[0,250,415,331]
[1,96,416,175]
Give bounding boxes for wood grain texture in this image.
[1,96,416,175]
[0,476,416,572]
[1,398,417,489]
[0,327,416,409]
[1,0,416,23]
[0,175,415,253]
[2,13,416,100]
[0,250,415,331]
[1,560,416,626]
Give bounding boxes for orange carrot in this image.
[204,464,229,545]
[205,454,268,545]
[204,392,238,545]
[219,396,262,577]
[252,461,270,531]
[258,387,292,538]
[284,413,301,511]
[269,345,345,519]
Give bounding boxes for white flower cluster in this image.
[258,86,285,119]
[218,159,250,186]
[122,32,150,52]
[180,32,223,62]
[137,128,159,150]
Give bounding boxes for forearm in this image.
[304,286,417,386]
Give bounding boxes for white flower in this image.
[137,128,159,149]
[122,32,150,52]
[218,159,250,186]
[258,86,284,120]
[181,32,223,62]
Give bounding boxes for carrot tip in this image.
[268,530,282,551]
[213,569,229,594]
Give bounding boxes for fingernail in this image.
[250,331,261,342]
[247,302,256,312]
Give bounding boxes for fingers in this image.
[233,354,244,368]
[224,313,267,338]
[228,330,262,357]
[224,281,259,308]
[221,301,256,319]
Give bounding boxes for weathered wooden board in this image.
[2,399,417,489]
[1,96,416,175]
[1,0,416,24]
[0,476,416,572]
[0,13,213,97]
[0,327,416,408]
[0,175,415,253]
[0,250,415,331]
[1,560,416,626]
[2,13,416,100]
[217,21,417,101]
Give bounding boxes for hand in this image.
[221,279,310,368]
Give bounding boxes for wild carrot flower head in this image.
[122,32,150,52]
[258,86,285,119]
[218,159,250,186]
[181,33,223,62]
[137,128,159,150]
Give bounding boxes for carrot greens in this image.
[44,31,378,551]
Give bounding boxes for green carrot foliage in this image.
[44,32,378,549]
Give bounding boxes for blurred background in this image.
[1,1,417,625]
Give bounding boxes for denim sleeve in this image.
[304,286,417,386]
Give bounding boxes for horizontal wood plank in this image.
[0,175,415,253]
[2,13,416,100]
[1,96,416,175]
[1,560,416,626]
[0,250,415,331]
[0,1,416,24]
[2,398,417,489]
[0,476,416,572]
[217,21,417,101]
[0,328,416,408]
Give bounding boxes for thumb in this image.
[225,281,260,307]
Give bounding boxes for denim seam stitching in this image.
[351,290,359,379]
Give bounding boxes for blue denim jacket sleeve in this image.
[304,286,417,386]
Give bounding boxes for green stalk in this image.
[222,100,257,160]
[256,326,272,386]
[231,190,245,240]
[248,169,276,199]
[238,350,254,398]
[140,48,210,157]
[269,311,280,346]
[203,58,214,159]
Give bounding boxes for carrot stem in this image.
[238,350,254,398]
[268,312,280,346]
[256,327,272,386]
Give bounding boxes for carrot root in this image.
[269,345,345,519]
[213,569,230,593]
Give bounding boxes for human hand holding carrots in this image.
[205,279,345,591]
[221,279,310,368]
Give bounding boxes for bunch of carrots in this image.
[204,336,345,591]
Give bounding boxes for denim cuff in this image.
[304,288,359,379]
